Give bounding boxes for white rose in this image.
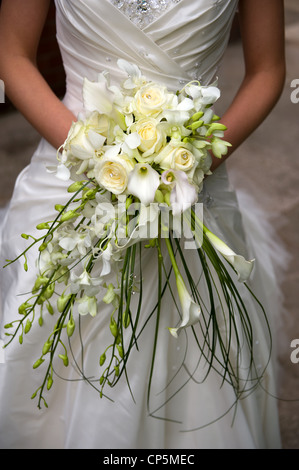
[132,117,166,159]
[94,154,134,195]
[63,111,108,162]
[133,83,176,117]
[155,144,196,172]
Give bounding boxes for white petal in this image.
[177,97,194,111]
[59,237,78,251]
[205,230,254,282]
[88,129,106,149]
[55,163,71,181]
[125,132,141,149]
[169,274,201,337]
[201,86,221,104]
[127,163,160,206]
[104,145,121,159]
[117,59,141,79]
[83,78,115,114]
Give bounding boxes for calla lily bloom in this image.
[165,238,201,337]
[169,273,201,338]
[127,163,160,206]
[83,76,115,115]
[203,226,254,282]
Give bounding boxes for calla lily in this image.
[162,169,198,216]
[169,273,201,338]
[203,227,254,282]
[127,163,160,206]
[83,76,115,115]
[165,238,201,337]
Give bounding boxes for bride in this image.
[0,0,286,449]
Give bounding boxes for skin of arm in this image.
[211,0,286,171]
[0,0,76,149]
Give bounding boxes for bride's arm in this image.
[212,0,286,171]
[0,0,76,149]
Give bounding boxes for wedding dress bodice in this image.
[54,0,238,114]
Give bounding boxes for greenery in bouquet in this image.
[3,60,270,415]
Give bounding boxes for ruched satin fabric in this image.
[0,0,282,449]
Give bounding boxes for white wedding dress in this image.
[0,0,282,449]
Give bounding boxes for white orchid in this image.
[77,295,98,317]
[70,270,102,296]
[184,83,221,111]
[162,169,198,216]
[117,59,146,90]
[47,162,71,181]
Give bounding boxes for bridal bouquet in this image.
[4,60,268,410]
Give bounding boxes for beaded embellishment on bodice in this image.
[111,0,182,29]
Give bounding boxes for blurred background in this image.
[0,0,298,448]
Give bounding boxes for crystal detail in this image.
[111,0,182,29]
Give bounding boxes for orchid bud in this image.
[154,189,164,204]
[67,181,84,193]
[36,223,50,230]
[116,344,124,359]
[57,294,72,313]
[164,191,171,206]
[47,376,53,391]
[192,111,204,121]
[190,120,204,131]
[126,196,133,210]
[47,303,54,315]
[99,353,106,366]
[60,210,79,222]
[205,122,227,137]
[18,302,29,315]
[58,354,69,367]
[24,319,32,334]
[109,317,118,338]
[38,242,48,252]
[42,340,53,355]
[33,358,45,369]
[82,189,97,200]
[67,317,75,337]
[55,204,64,212]
[32,275,49,294]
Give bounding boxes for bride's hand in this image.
[0,0,76,149]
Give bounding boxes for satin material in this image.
[0,0,282,449]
